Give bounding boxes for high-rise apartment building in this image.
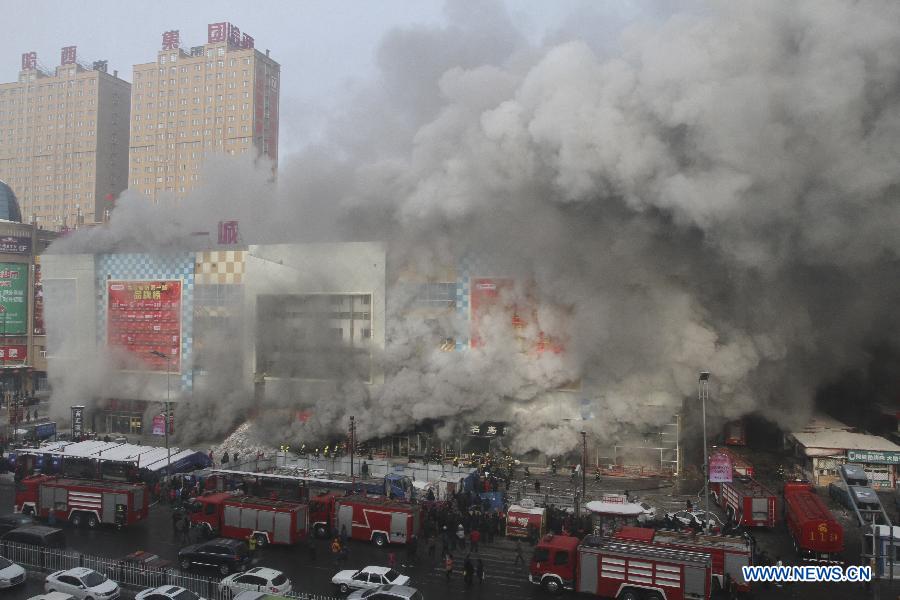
[0,48,130,227]
[129,23,280,200]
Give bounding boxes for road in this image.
[1,471,899,599]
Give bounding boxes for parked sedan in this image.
[665,510,724,531]
[0,556,26,588]
[347,586,424,600]
[0,514,36,535]
[219,567,291,595]
[27,593,77,600]
[332,567,410,594]
[45,567,120,600]
[135,586,204,600]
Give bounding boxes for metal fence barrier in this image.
[1,541,338,600]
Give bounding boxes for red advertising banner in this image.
[0,345,27,363]
[709,451,734,483]
[107,280,181,372]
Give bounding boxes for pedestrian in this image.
[339,544,349,565]
[463,555,474,587]
[171,510,181,540]
[340,524,348,546]
[774,556,783,588]
[456,524,466,550]
[361,461,369,478]
[247,534,257,553]
[307,539,317,562]
[232,451,238,465]
[469,528,480,552]
[514,540,525,568]
[207,450,214,465]
[387,550,396,569]
[444,554,454,581]
[331,538,341,566]
[476,557,485,583]
[221,452,230,465]
[534,479,541,493]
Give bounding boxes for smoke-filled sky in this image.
[46,0,900,455]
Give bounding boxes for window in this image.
[553,552,569,565]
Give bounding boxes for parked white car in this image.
[45,567,120,600]
[27,593,77,600]
[135,586,205,600]
[0,556,26,588]
[219,567,292,595]
[636,501,659,524]
[665,509,724,530]
[332,567,410,594]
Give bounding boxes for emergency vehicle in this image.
[187,492,308,546]
[783,481,843,560]
[333,495,423,546]
[615,526,752,594]
[713,477,777,528]
[530,534,712,599]
[15,474,148,528]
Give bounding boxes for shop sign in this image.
[71,405,84,438]
[709,451,734,483]
[847,450,900,465]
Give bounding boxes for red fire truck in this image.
[308,492,340,539]
[15,475,148,529]
[713,447,754,478]
[714,478,777,528]
[187,492,308,546]
[334,495,423,546]
[530,534,712,599]
[783,482,844,561]
[724,420,746,446]
[615,526,752,595]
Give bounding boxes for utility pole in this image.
[349,416,356,483]
[699,371,711,533]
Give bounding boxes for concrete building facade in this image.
[128,24,280,201]
[0,48,130,227]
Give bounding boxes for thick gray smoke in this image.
[47,0,900,455]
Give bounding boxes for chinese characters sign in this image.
[71,405,84,439]
[709,451,734,483]
[107,280,181,372]
[847,450,900,465]
[0,263,28,335]
[468,422,507,437]
[60,46,77,66]
[208,22,255,48]
[0,236,31,255]
[21,52,37,71]
[162,30,180,50]
[33,263,44,336]
[218,220,239,244]
[0,345,26,363]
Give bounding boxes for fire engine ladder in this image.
[838,470,892,528]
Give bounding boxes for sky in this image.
[0,0,633,156]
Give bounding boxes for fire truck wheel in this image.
[69,513,83,528]
[87,515,100,529]
[180,559,191,571]
[541,578,562,594]
[219,564,231,576]
[339,584,350,594]
[616,590,640,600]
[254,534,267,548]
[314,524,328,539]
[644,593,663,600]
[21,506,33,516]
[372,533,388,547]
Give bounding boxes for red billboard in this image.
[107,280,181,371]
[0,345,27,363]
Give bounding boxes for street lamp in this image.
[149,350,172,476]
[349,416,356,486]
[699,371,710,533]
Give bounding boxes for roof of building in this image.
[790,429,900,454]
[0,180,22,223]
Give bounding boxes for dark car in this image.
[0,514,35,535]
[1,525,66,548]
[178,538,250,576]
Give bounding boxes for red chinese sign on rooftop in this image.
[60,46,77,66]
[162,30,180,50]
[21,52,37,71]
[208,22,255,49]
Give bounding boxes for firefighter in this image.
[247,534,257,552]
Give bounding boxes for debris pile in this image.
[208,422,278,465]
